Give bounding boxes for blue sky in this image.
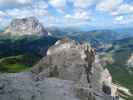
[0,0,133,29]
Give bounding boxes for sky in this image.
[0,0,133,29]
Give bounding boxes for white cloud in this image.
[0,17,2,22]
[115,16,124,21]
[112,4,133,15]
[17,0,31,4]
[0,11,7,26]
[34,8,48,17]
[49,0,96,12]
[33,1,48,9]
[74,0,96,8]
[114,14,133,25]
[49,0,67,13]
[0,0,60,27]
[5,7,49,19]
[112,3,133,25]
[49,0,66,7]
[65,9,91,21]
[0,0,32,4]
[3,0,49,18]
[32,1,49,17]
[0,11,6,17]
[5,8,32,18]
[114,20,129,25]
[96,0,123,12]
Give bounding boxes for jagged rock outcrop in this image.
[4,17,48,36]
[0,38,118,100]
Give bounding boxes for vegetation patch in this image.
[0,54,40,73]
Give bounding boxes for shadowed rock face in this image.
[4,17,48,36]
[0,38,117,100]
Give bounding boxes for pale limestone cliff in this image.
[4,17,48,36]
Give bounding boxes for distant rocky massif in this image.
[4,17,48,36]
[0,38,118,100]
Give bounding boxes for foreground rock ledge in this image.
[0,38,118,100]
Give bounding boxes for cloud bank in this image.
[0,0,133,28]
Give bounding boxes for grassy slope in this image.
[0,34,58,73]
[107,51,133,89]
[103,38,133,100]
[0,54,40,73]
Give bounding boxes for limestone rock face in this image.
[32,38,90,83]
[0,73,77,100]
[4,17,48,36]
[32,38,117,99]
[0,38,117,100]
[0,72,114,100]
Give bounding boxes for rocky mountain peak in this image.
[4,17,48,36]
[32,38,118,99]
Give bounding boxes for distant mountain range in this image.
[47,27,133,40]
[47,27,133,52]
